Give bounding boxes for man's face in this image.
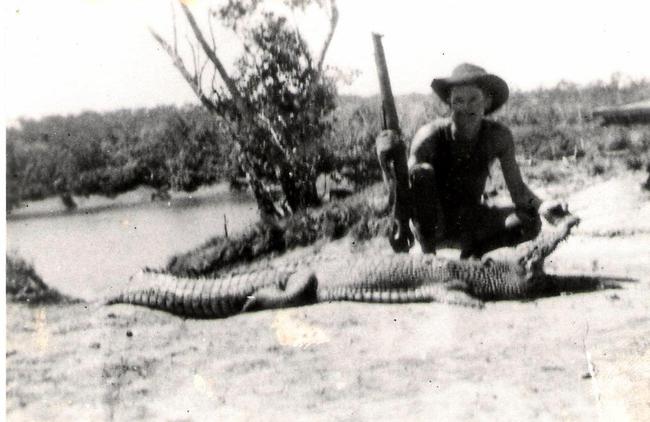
[449,84,489,130]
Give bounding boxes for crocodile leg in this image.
[242,269,319,313]
[440,279,485,308]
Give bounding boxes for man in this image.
[377,63,569,257]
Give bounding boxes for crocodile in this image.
[106,214,581,318]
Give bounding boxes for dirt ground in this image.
[6,174,650,421]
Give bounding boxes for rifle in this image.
[372,33,400,133]
[372,33,413,252]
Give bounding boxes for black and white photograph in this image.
[4,0,650,420]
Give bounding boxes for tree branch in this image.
[186,34,199,81]
[179,1,295,161]
[315,0,338,75]
[179,1,248,114]
[199,57,209,85]
[150,28,218,114]
[211,67,219,93]
[257,113,292,159]
[171,0,178,53]
[208,10,217,52]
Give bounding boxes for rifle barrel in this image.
[372,33,400,133]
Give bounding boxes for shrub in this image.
[606,129,631,151]
[6,254,79,304]
[625,156,644,171]
[590,162,607,176]
[166,184,390,276]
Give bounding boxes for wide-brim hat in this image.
[431,63,509,114]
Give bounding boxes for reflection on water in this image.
[6,186,258,301]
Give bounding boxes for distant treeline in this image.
[7,76,650,211]
[6,106,228,210]
[335,76,650,166]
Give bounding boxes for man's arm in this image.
[495,126,542,211]
[496,125,570,222]
[376,130,412,252]
[407,122,438,167]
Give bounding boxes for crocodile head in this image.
[514,214,581,281]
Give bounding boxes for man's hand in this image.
[376,130,413,253]
[376,129,400,150]
[539,200,570,225]
[376,130,400,187]
[389,219,414,253]
[376,130,402,164]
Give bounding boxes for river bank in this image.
[6,184,258,301]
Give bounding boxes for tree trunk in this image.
[238,153,283,220]
[248,177,282,221]
[60,193,77,211]
[278,164,321,212]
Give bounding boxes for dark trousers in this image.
[409,163,541,258]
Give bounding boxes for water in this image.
[6,186,259,301]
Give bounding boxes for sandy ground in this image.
[6,174,650,421]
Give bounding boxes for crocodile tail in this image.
[105,270,247,319]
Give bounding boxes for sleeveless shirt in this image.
[418,119,505,212]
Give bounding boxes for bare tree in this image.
[151,0,339,219]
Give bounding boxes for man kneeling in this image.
[377,63,569,257]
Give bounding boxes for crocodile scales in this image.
[106,215,580,318]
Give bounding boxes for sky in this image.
[4,0,650,121]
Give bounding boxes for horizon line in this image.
[6,72,649,125]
